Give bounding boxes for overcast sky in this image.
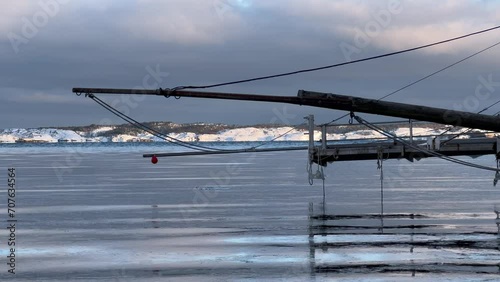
[1,0,500,129]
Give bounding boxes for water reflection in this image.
[308,202,500,277]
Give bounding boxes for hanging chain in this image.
[377,147,384,232]
[494,158,500,186]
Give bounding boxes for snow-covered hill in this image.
[0,128,99,143]
[0,122,487,144]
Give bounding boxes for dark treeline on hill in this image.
[55,120,456,138]
[60,122,238,137]
[327,122,450,134]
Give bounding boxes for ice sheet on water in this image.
[3,147,499,281]
[0,141,307,154]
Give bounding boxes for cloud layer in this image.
[1,0,500,128]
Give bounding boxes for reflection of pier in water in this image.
[308,202,500,277]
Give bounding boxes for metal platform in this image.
[312,137,500,166]
[304,115,500,166]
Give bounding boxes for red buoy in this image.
[151,155,158,164]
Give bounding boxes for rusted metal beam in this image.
[72,87,500,132]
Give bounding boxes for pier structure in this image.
[71,87,500,182]
[306,114,500,166]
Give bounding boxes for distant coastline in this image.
[0,121,490,144]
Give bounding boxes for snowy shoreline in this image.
[0,123,489,144]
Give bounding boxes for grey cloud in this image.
[1,0,499,129]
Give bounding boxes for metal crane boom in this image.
[72,87,500,132]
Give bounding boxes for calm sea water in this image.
[0,142,499,281]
